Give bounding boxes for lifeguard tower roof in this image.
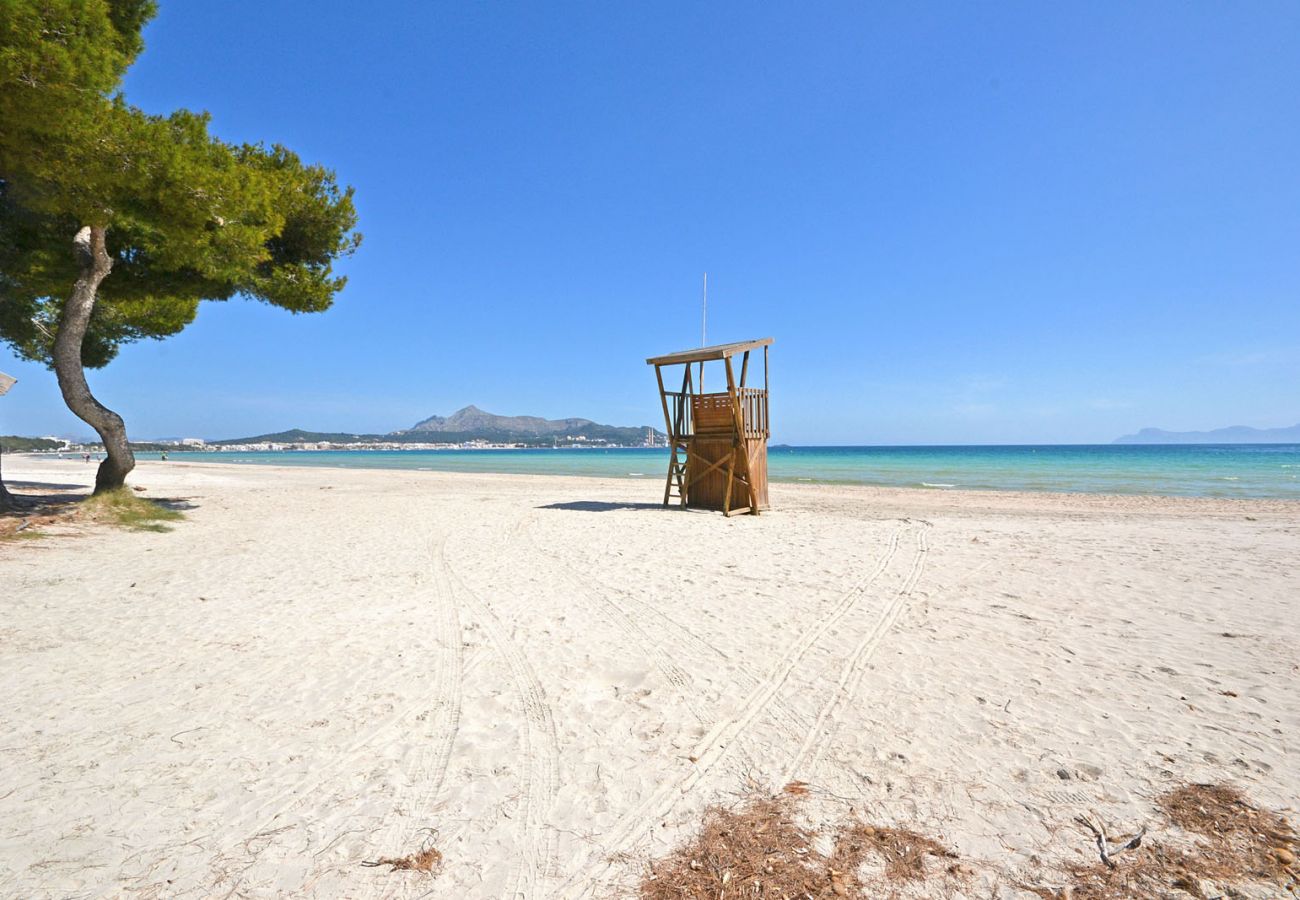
[645,337,773,367]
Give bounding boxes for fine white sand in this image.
[1,457,1297,898]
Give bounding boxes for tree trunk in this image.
[53,226,134,494]
[0,441,19,511]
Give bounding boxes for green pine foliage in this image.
[0,0,361,369]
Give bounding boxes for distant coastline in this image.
[1113,423,1300,444]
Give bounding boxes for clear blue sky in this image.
[3,1,1298,444]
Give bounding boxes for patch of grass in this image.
[0,527,45,542]
[0,512,55,542]
[79,488,184,532]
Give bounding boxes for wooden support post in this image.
[679,367,691,443]
[677,364,694,507]
[747,442,761,515]
[724,356,749,516]
[654,365,671,436]
[725,357,739,428]
[722,451,736,515]
[655,365,677,507]
[764,344,771,440]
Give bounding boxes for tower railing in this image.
[666,389,768,442]
[738,387,769,440]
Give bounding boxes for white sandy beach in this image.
[1,457,1297,898]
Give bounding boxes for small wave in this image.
[417,467,432,471]
[922,482,956,488]
[627,472,644,476]
[1222,476,1239,481]
[797,477,814,481]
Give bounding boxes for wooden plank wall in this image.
[686,437,749,511]
[685,437,770,512]
[691,393,734,435]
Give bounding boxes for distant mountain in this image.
[397,405,663,445]
[210,407,665,447]
[403,405,595,437]
[211,429,374,446]
[1113,423,1300,444]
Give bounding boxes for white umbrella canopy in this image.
[0,370,14,397]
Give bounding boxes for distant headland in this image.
[1113,423,1300,444]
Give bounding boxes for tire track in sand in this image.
[523,516,813,756]
[553,522,909,899]
[520,517,714,727]
[781,522,930,784]
[523,515,789,796]
[210,530,465,898]
[364,532,466,899]
[442,542,560,900]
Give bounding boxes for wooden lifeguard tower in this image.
[646,338,772,516]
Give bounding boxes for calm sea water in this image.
[132,444,1300,499]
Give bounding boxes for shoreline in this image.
[15,447,1300,504]
[6,455,1300,525]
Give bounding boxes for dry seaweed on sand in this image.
[639,792,962,899]
[1158,783,1298,886]
[360,843,443,873]
[640,794,824,899]
[1024,783,1299,899]
[1027,838,1206,900]
[646,782,1297,899]
[829,823,959,885]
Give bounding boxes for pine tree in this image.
[0,1,360,493]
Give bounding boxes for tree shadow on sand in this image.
[1,480,86,517]
[6,479,83,492]
[2,482,199,539]
[3,481,198,511]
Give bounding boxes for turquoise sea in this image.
[133,444,1300,499]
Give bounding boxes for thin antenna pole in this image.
[702,272,707,347]
[699,272,707,391]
